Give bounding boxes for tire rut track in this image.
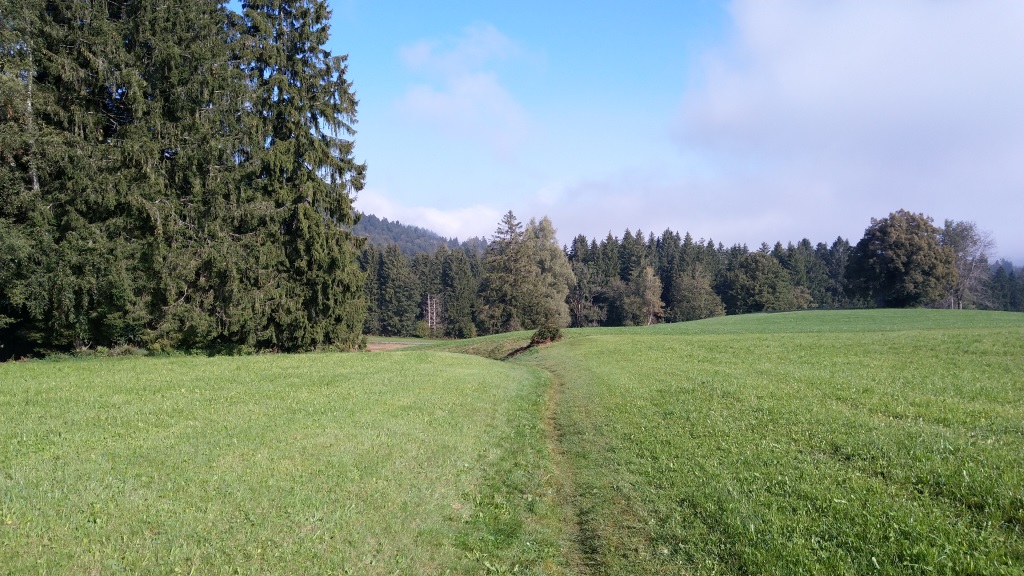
[540,368,600,575]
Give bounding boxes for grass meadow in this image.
[0,352,569,574]
[2,309,1023,574]
[513,310,1024,574]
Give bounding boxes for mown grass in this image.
[4,310,1022,575]
[0,352,569,574]
[512,310,1024,574]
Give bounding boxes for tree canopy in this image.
[846,210,957,307]
[0,0,366,357]
[1,1,1017,356]
[940,220,995,309]
[356,207,1017,342]
[474,212,575,333]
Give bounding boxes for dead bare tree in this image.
[941,220,996,309]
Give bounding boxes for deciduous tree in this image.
[722,252,796,314]
[521,217,575,328]
[846,210,956,308]
[940,220,994,309]
[668,265,725,322]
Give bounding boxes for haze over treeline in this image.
[1,2,1021,360]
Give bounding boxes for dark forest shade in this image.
[0,0,366,357]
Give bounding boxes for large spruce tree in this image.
[1,0,159,351]
[476,211,530,333]
[237,0,366,350]
[441,249,477,338]
[376,244,417,337]
[0,0,367,357]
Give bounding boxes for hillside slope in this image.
[501,310,1024,574]
[352,213,486,256]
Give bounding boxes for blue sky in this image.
[311,1,1024,261]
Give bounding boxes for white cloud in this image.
[675,0,1024,259]
[357,188,501,241]
[396,24,533,159]
[399,23,520,76]
[525,173,810,248]
[399,72,530,157]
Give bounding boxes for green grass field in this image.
[3,309,1023,574]
[0,352,570,574]
[514,310,1024,574]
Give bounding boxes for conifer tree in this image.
[1,1,369,356]
[238,0,366,349]
[441,249,477,338]
[1,0,156,350]
[568,234,591,263]
[596,233,620,282]
[137,1,258,351]
[377,244,417,336]
[0,1,42,355]
[359,244,383,335]
[817,237,854,308]
[617,229,651,283]
[566,260,604,327]
[476,211,530,333]
[412,250,444,307]
[476,212,575,334]
[655,229,682,309]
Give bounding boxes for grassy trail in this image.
[540,366,596,576]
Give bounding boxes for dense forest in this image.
[1,0,367,359]
[361,209,1024,339]
[1,3,1021,359]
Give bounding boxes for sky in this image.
[316,0,1024,262]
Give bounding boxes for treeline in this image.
[361,209,1024,338]
[0,1,367,359]
[3,5,1021,359]
[361,212,573,338]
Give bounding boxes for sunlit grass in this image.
[518,310,1024,574]
[0,352,568,574]
[5,310,1022,574]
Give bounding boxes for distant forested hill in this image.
[353,213,486,256]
